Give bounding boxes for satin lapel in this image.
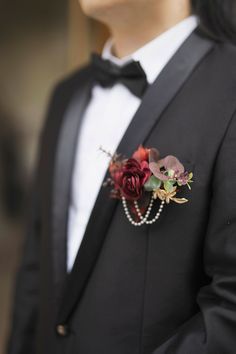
[52,77,93,304]
[57,31,214,323]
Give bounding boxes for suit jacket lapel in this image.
[52,76,93,304]
[57,30,214,324]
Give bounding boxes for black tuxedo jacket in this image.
[8,30,236,354]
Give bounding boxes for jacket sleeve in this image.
[6,85,61,354]
[152,110,236,354]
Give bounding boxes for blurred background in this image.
[0,0,108,351]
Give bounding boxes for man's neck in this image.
[108,3,191,58]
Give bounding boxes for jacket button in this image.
[56,324,68,337]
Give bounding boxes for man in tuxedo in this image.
[8,0,236,353]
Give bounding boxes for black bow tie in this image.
[91,53,149,98]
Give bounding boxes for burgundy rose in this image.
[114,158,151,200]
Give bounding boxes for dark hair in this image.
[191,0,236,44]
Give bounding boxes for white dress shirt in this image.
[67,15,198,271]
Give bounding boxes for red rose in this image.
[132,145,150,162]
[114,158,151,200]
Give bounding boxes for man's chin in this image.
[79,0,126,20]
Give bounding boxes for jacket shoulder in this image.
[210,41,236,81]
[53,64,93,97]
[41,64,93,143]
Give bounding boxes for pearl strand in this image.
[122,197,147,226]
[122,194,165,226]
[145,200,165,224]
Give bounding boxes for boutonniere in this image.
[102,146,193,226]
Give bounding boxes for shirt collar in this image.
[102,15,198,84]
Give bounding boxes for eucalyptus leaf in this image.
[144,176,162,191]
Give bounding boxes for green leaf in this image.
[188,172,193,180]
[164,180,175,193]
[144,176,162,191]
